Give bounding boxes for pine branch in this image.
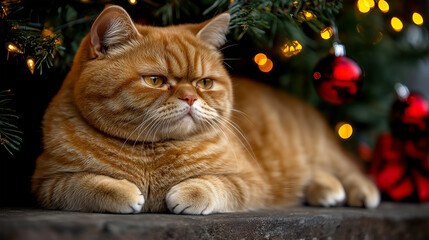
[0,90,22,156]
[206,0,343,42]
[1,0,64,75]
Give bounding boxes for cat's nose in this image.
[178,95,197,106]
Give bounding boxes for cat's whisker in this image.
[119,110,157,154]
[219,43,239,51]
[223,61,233,70]
[207,118,239,171]
[212,116,262,173]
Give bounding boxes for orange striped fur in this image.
[32,6,379,214]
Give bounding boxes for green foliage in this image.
[226,0,342,42]
[1,1,64,75]
[0,90,22,155]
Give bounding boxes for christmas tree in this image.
[1,0,428,206]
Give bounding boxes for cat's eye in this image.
[196,78,214,90]
[142,76,164,88]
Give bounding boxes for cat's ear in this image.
[196,13,230,48]
[90,5,140,58]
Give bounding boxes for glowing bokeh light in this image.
[357,0,370,13]
[412,12,424,26]
[337,123,353,139]
[258,59,273,73]
[303,11,314,21]
[378,0,389,13]
[281,41,302,57]
[129,0,137,5]
[391,17,403,32]
[254,53,268,66]
[320,27,333,40]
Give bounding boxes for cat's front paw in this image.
[346,178,380,209]
[306,172,346,207]
[165,179,216,215]
[105,179,144,214]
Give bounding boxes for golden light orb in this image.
[320,27,333,40]
[281,40,303,58]
[391,17,403,32]
[357,0,371,13]
[378,0,389,13]
[254,53,268,66]
[412,12,424,26]
[337,123,353,139]
[258,59,273,73]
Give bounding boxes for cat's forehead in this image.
[131,25,224,80]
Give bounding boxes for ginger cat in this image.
[32,5,380,214]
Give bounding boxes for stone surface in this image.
[1,203,429,240]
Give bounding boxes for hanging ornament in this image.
[312,42,364,105]
[370,84,429,203]
[390,83,429,141]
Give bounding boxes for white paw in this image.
[115,179,145,214]
[165,181,215,215]
[306,173,346,207]
[347,180,380,209]
[318,186,346,207]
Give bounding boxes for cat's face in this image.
[74,6,232,142]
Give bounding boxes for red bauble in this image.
[313,55,363,105]
[390,92,429,140]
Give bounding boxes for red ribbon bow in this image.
[370,134,429,202]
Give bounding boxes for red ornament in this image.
[313,43,363,105]
[390,89,429,140]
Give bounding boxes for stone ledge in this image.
[1,203,428,240]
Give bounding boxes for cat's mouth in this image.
[172,108,195,123]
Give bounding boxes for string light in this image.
[320,27,333,40]
[412,12,424,26]
[378,0,389,13]
[258,59,273,73]
[128,0,137,5]
[303,11,314,21]
[6,43,23,54]
[281,41,302,58]
[254,53,268,65]
[337,122,353,139]
[391,17,403,32]
[27,57,35,74]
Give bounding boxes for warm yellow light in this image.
[7,43,23,54]
[281,40,302,58]
[27,58,35,74]
[357,0,371,13]
[254,53,268,66]
[129,0,137,5]
[258,59,273,73]
[378,0,389,13]
[303,11,314,21]
[391,17,403,32]
[320,27,333,40]
[337,123,353,139]
[412,12,424,26]
[366,0,375,8]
